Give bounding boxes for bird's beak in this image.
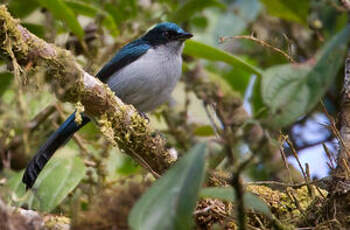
[177,32,193,40]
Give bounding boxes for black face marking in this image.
[142,22,192,46]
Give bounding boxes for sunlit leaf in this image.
[200,187,271,217]
[129,143,207,230]
[260,0,310,25]
[36,0,84,40]
[261,26,350,127]
[194,125,215,137]
[0,72,13,97]
[184,40,263,76]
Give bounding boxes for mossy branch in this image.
[0,5,176,175]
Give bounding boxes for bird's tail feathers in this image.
[22,112,90,189]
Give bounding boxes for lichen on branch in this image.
[0,5,176,175]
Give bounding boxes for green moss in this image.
[98,113,117,146]
[248,185,328,225]
[74,101,85,125]
[0,6,29,61]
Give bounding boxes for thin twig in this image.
[246,178,324,189]
[279,135,294,184]
[203,103,220,138]
[323,143,336,170]
[220,35,295,63]
[286,137,307,179]
[286,137,313,195]
[286,189,307,218]
[342,158,350,179]
[305,163,314,197]
[322,101,350,161]
[231,172,246,230]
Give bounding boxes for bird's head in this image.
[142,22,193,47]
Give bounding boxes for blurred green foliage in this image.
[0,0,348,229]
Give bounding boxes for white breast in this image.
[107,41,183,112]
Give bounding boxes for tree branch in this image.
[0,5,176,175]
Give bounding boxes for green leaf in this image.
[31,154,86,211]
[200,187,271,217]
[36,0,84,40]
[0,72,13,97]
[260,0,310,25]
[194,125,215,137]
[116,155,141,175]
[129,143,207,230]
[104,2,137,26]
[65,0,98,17]
[8,0,39,18]
[262,25,350,127]
[102,14,119,37]
[250,76,268,118]
[222,66,252,96]
[6,170,27,200]
[7,151,86,212]
[184,40,263,76]
[170,0,225,23]
[65,0,119,36]
[22,23,45,38]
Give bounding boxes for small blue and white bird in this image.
[22,22,192,189]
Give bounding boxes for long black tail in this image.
[22,112,90,189]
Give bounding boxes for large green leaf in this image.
[261,26,350,127]
[0,72,13,97]
[170,0,225,23]
[129,143,207,230]
[7,151,86,212]
[184,40,263,76]
[36,0,84,40]
[260,0,310,25]
[200,187,271,217]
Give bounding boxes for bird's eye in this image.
[162,31,169,38]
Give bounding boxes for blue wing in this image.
[96,39,151,82]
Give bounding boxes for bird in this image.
[22,22,193,189]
